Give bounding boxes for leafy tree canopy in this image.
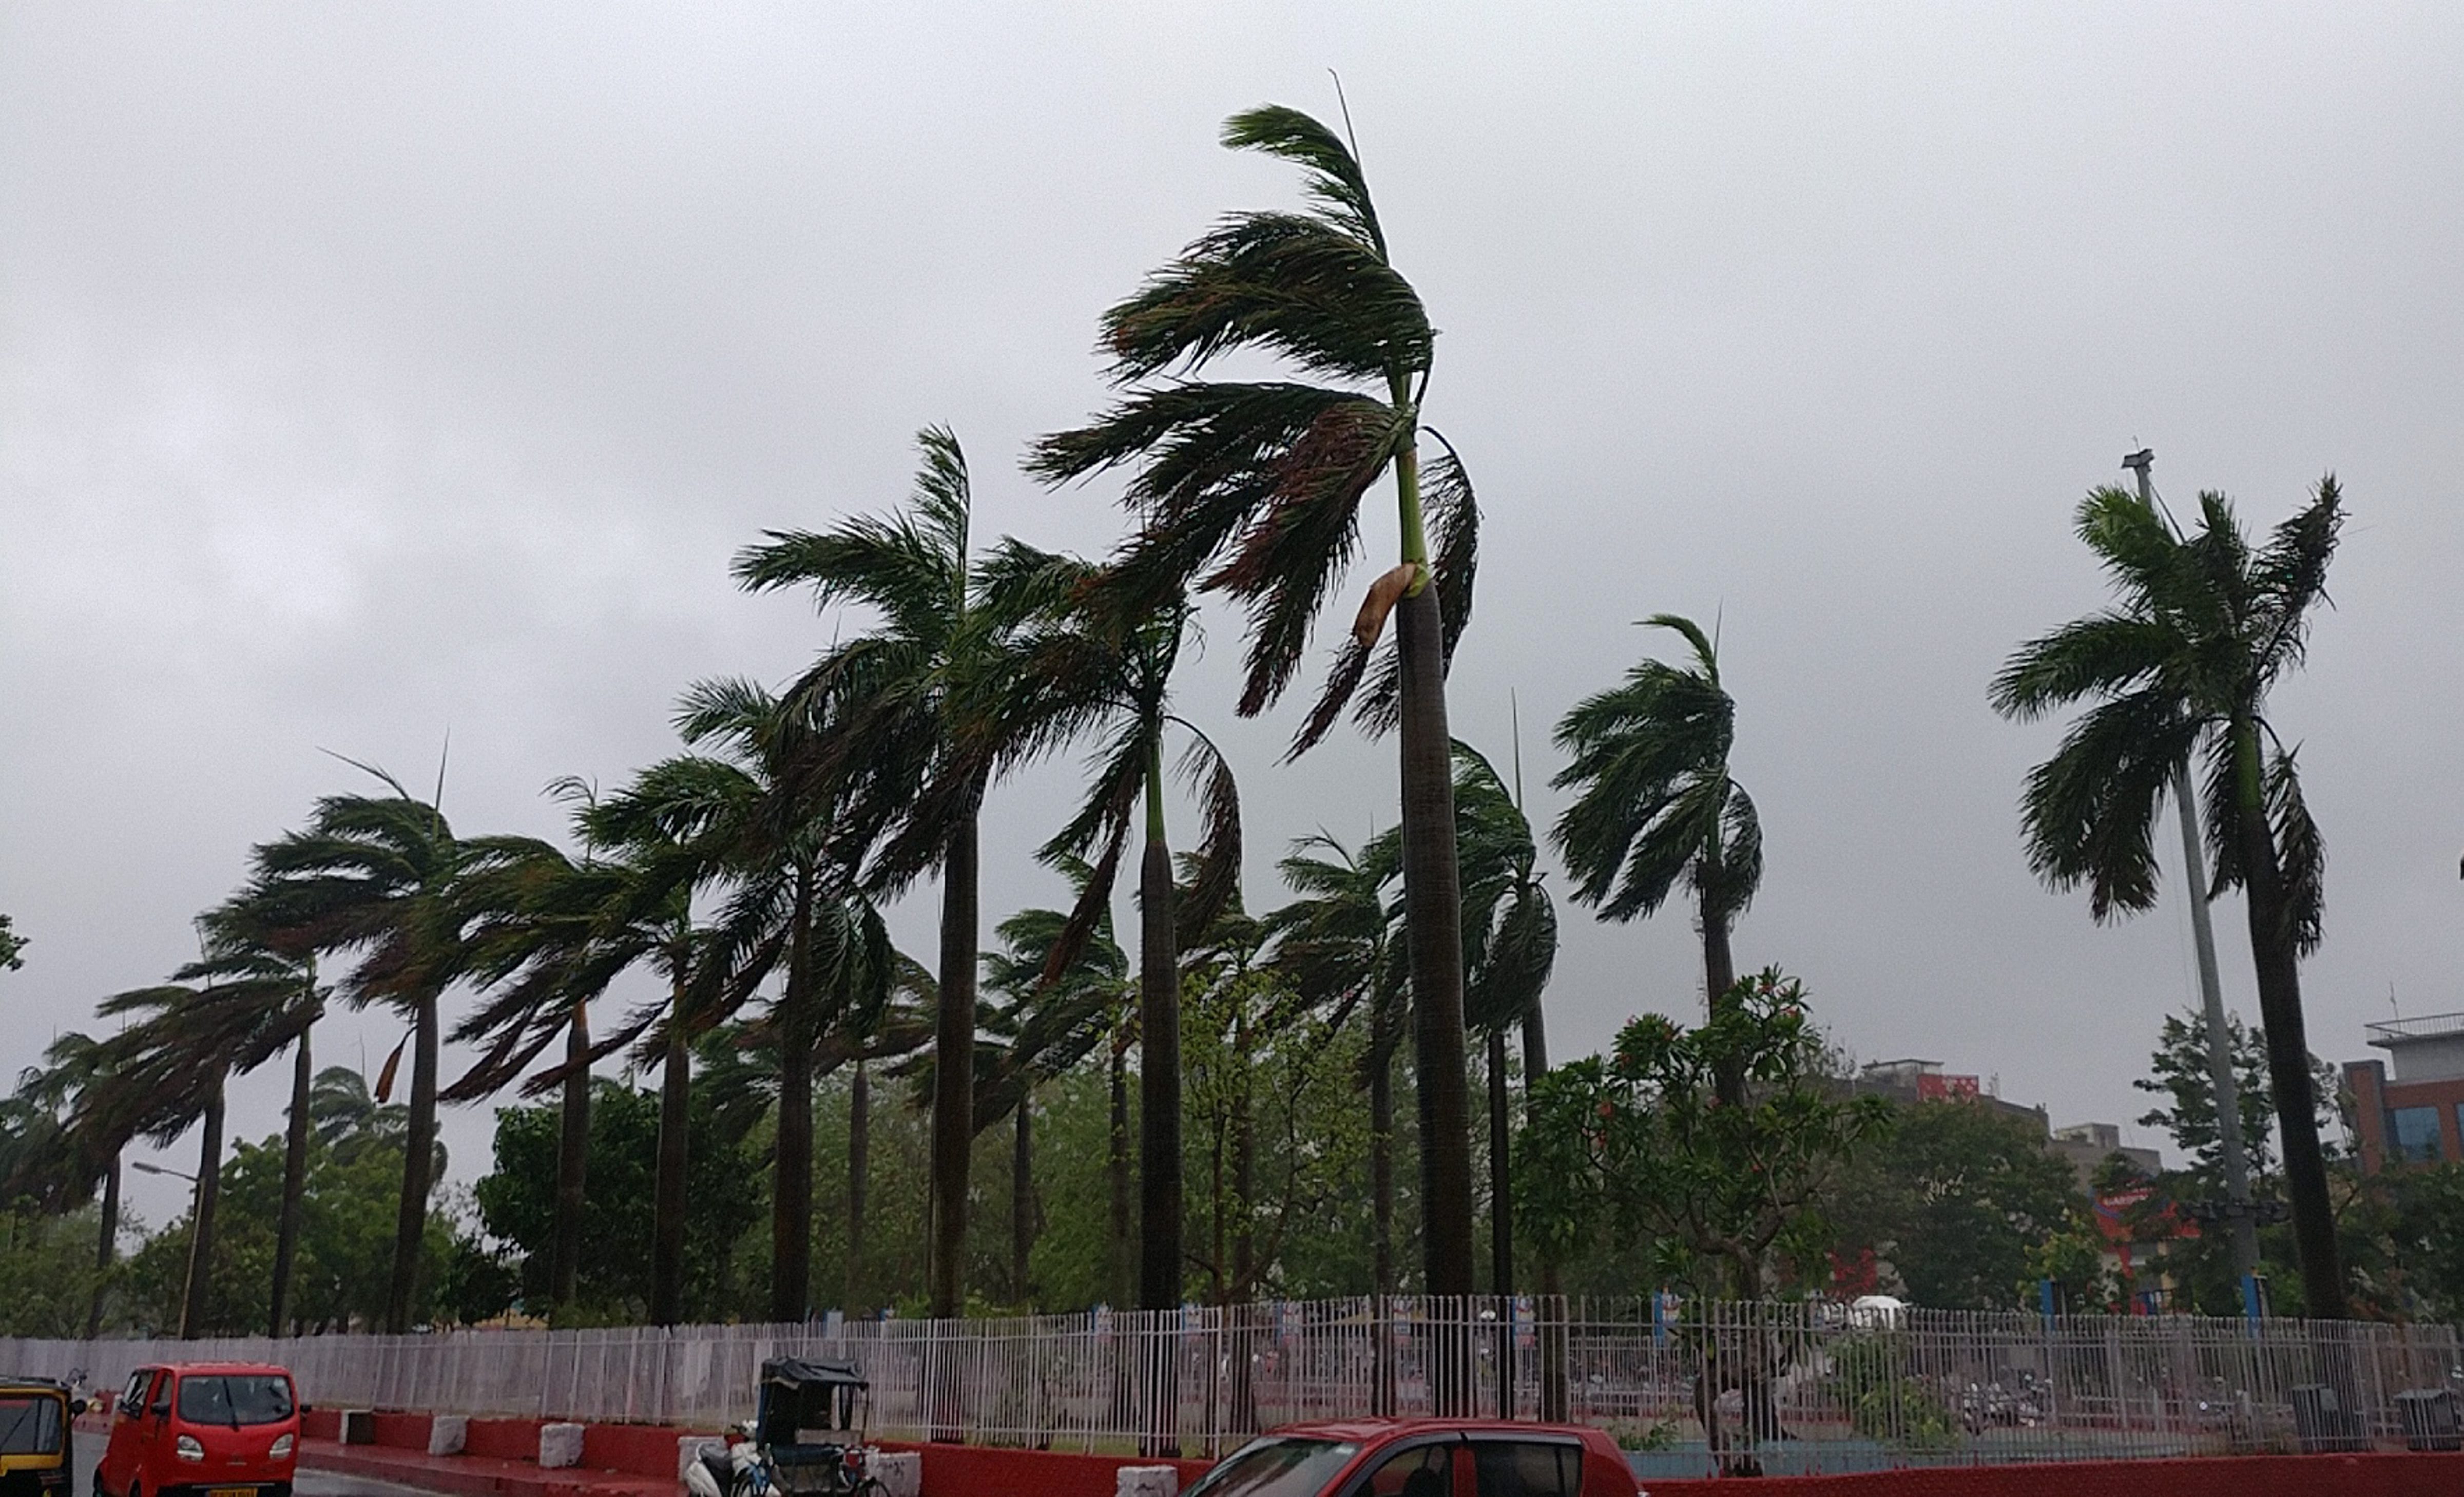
[1827,1100,2081,1310]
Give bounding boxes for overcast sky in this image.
[5,3,2460,1233]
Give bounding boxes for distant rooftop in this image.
[2366,1011,2464,1047]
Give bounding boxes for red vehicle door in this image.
[102,1370,167,1497]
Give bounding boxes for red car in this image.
[1180,1419,1639,1497]
[93,1365,298,1497]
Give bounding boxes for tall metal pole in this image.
[2123,448,2260,1283]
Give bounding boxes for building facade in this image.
[2344,1010,2464,1173]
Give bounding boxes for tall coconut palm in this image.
[1000,558,1240,1313]
[734,428,1069,1318]
[1031,103,1485,1303]
[1551,617,1762,1105]
[1992,478,2347,1316]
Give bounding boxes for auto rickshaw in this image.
[0,1377,84,1497]
[687,1358,880,1497]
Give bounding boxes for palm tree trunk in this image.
[1700,880,1743,1109]
[180,1079,226,1339]
[1370,1039,1395,1300]
[845,1058,869,1314]
[1396,565,1478,1412]
[773,871,818,1323]
[1011,1089,1034,1306]
[1107,1037,1131,1308]
[1135,738,1183,1457]
[88,1151,120,1338]
[1137,736,1182,1313]
[1522,1002,1567,1422]
[651,970,690,1327]
[387,994,439,1333]
[2230,724,2345,1318]
[270,1031,314,1336]
[929,794,981,1322]
[1231,1005,1253,1298]
[1486,1027,1513,1298]
[549,1000,591,1314]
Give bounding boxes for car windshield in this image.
[1183,1438,1357,1497]
[0,1396,62,1455]
[176,1376,294,1426]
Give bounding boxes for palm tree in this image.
[8,1032,125,1335]
[0,913,24,971]
[980,882,1142,1306]
[177,933,324,1336]
[1551,616,1762,1105]
[1992,478,2347,1317]
[1030,102,1486,1302]
[225,776,470,1332]
[734,428,1068,1318]
[1263,832,1404,1301]
[628,682,897,1323]
[84,952,313,1337]
[1445,743,1556,1306]
[1000,558,1240,1313]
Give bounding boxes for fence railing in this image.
[8,1298,2461,1476]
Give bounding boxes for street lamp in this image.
[128,1160,197,1184]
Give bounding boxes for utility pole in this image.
[2123,448,2261,1284]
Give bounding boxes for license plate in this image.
[208,1486,256,1496]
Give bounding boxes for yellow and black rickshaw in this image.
[0,1377,83,1497]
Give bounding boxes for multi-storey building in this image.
[2344,1011,2464,1173]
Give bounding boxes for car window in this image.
[147,1375,170,1416]
[175,1376,295,1427]
[1356,1442,1456,1497]
[1468,1441,1581,1497]
[0,1396,63,1455]
[1182,1437,1359,1497]
[121,1373,151,1415]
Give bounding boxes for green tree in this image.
[1030,104,1487,1307]
[470,1079,762,1320]
[735,429,1064,1318]
[0,913,24,972]
[5,1032,128,1335]
[1992,478,2347,1315]
[1551,616,1761,1106]
[1000,556,1239,1314]
[2380,1164,2464,1322]
[1519,972,1886,1302]
[224,779,473,1331]
[1827,1101,2081,1310]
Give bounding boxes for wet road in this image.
[72,1461,432,1497]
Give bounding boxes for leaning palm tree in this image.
[1551,616,1761,1104]
[1992,478,2347,1317]
[84,953,312,1337]
[224,775,470,1332]
[734,428,1069,1318]
[175,931,323,1336]
[8,1032,125,1335]
[1031,102,1485,1301]
[1000,557,1240,1313]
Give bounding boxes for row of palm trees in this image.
[13,95,2361,1339]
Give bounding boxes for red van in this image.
[93,1365,298,1497]
[1179,1419,1639,1497]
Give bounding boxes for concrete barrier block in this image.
[538,1422,586,1469]
[1116,1466,1179,1497]
[865,1450,920,1497]
[427,1415,468,1457]
[340,1410,377,1446]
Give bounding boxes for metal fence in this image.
[7,1298,2460,1476]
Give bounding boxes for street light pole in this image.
[2124,448,2261,1287]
